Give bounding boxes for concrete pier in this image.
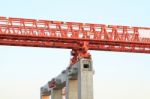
[40,58,94,99]
[78,59,94,99]
[51,89,62,99]
[66,80,78,99]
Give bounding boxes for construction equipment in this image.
[0,16,150,99]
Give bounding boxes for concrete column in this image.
[66,80,78,99]
[78,58,94,99]
[41,96,50,99]
[51,89,62,99]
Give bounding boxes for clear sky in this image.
[0,0,150,99]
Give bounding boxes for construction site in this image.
[0,16,150,99]
[0,0,150,99]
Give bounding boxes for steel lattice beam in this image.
[0,16,150,53]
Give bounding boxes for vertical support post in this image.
[66,62,78,99]
[78,58,94,99]
[66,79,78,99]
[51,89,62,99]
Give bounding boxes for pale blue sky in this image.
[0,0,150,99]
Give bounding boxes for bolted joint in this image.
[70,41,91,65]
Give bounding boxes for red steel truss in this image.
[0,16,150,54]
[0,16,150,64]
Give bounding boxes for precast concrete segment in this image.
[41,84,51,96]
[40,70,67,96]
[40,61,79,97]
[78,58,94,99]
[51,89,62,99]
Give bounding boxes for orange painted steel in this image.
[0,17,150,59]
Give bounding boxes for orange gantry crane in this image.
[0,16,150,65]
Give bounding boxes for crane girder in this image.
[0,16,150,54]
